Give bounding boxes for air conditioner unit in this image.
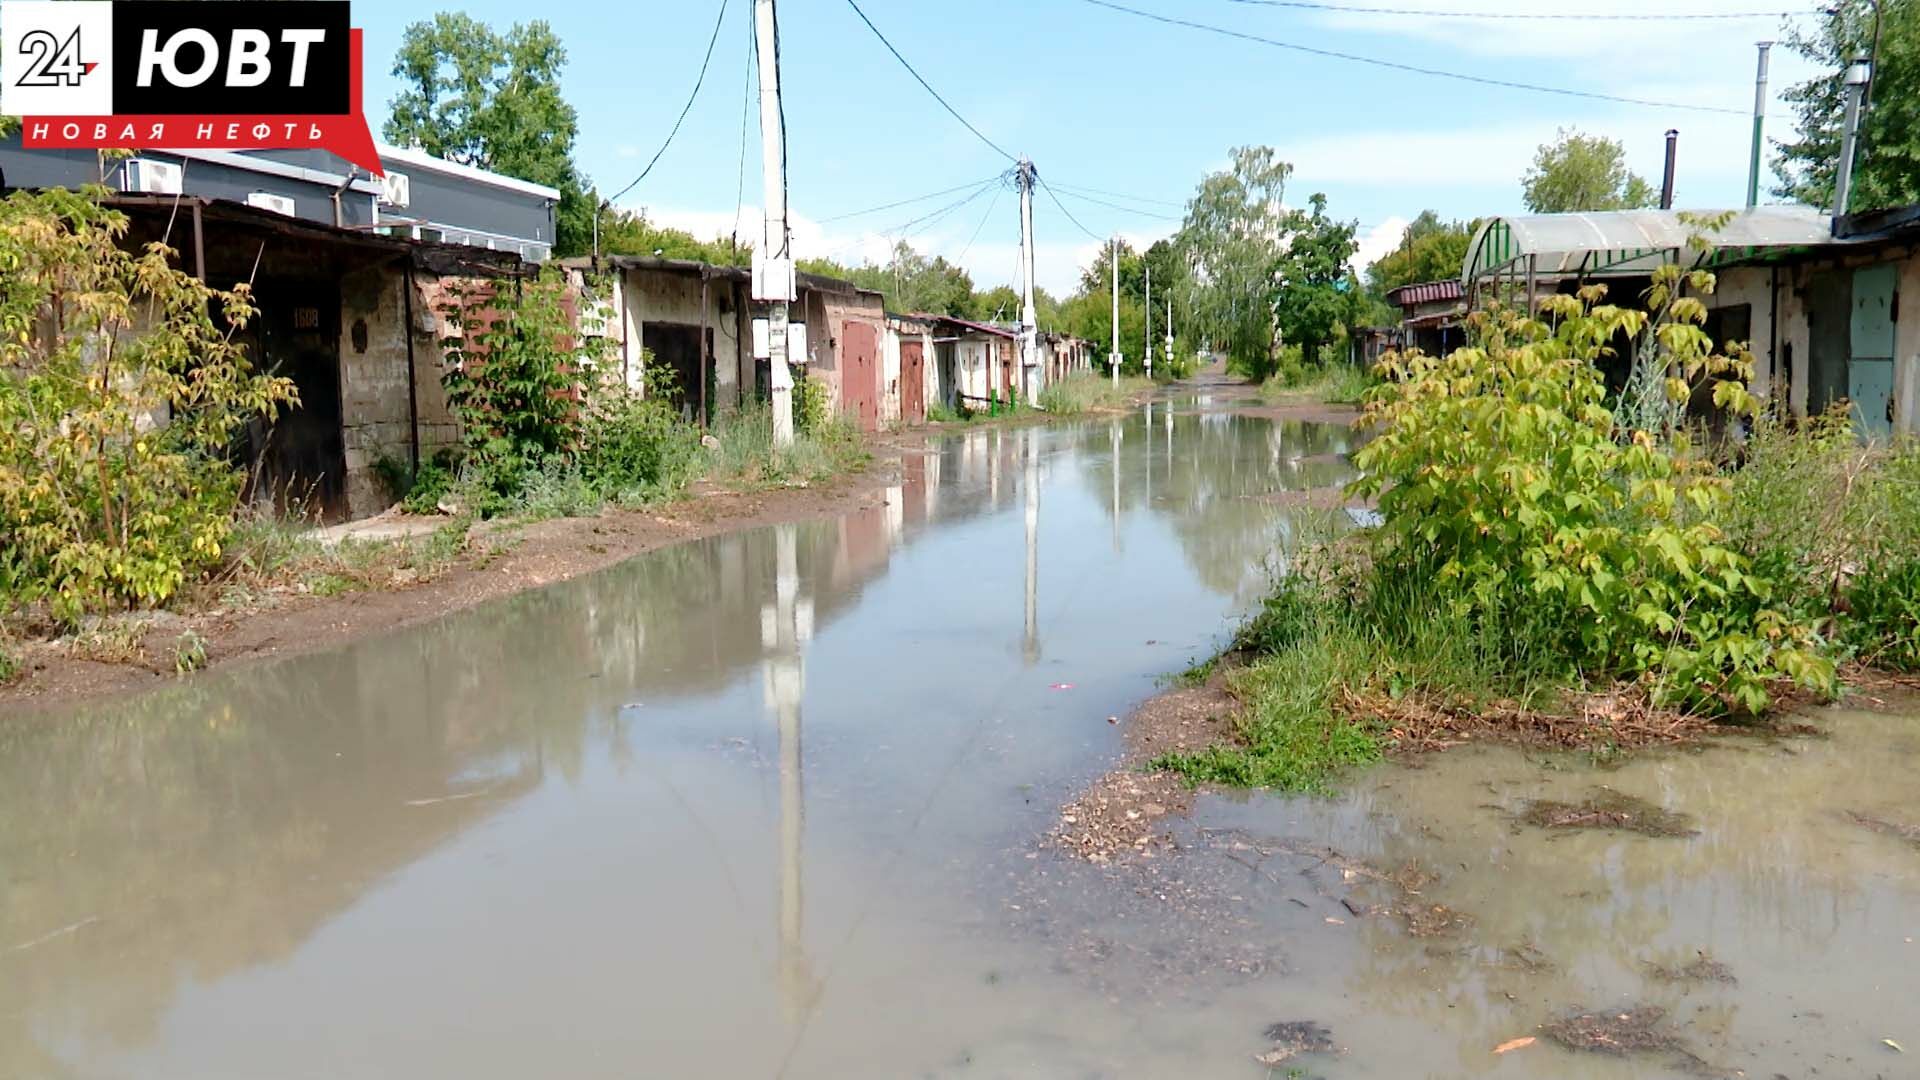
[245,192,297,217]
[379,170,411,209]
[124,158,183,196]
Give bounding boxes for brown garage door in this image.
[900,339,925,425]
[841,321,879,432]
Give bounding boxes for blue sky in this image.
[360,0,1826,293]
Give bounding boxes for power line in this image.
[1050,181,1187,208]
[841,0,1018,162]
[609,0,732,204]
[1220,0,1799,19]
[890,175,1006,239]
[817,174,1009,223]
[1051,186,1183,221]
[1078,0,1753,116]
[731,2,754,243]
[1037,175,1109,243]
[956,182,1006,263]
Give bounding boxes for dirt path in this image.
[0,450,911,718]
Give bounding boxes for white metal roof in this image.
[1464,205,1835,282]
[375,143,563,201]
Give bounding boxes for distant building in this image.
[1384,280,1466,356]
[0,139,561,261]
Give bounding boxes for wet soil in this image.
[1515,788,1701,837]
[1229,400,1362,427]
[0,458,907,717]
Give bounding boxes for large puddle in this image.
[2,403,1915,1078]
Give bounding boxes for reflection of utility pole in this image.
[1022,428,1041,665]
[761,523,814,1020]
[1109,421,1123,552]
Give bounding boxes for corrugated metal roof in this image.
[1385,279,1463,307]
[1464,205,1835,283]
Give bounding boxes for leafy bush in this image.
[438,265,586,491]
[577,382,702,504]
[794,373,831,434]
[0,189,296,622]
[1351,286,1831,716]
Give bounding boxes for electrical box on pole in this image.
[753,0,795,449]
[1017,159,1039,401]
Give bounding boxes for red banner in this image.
[20,28,382,176]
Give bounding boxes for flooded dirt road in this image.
[3,400,1916,1078]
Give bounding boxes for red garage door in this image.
[840,321,880,432]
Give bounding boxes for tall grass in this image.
[707,401,869,488]
[1258,361,1371,405]
[1036,374,1153,416]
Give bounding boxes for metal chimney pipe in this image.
[1747,42,1773,208]
[1660,130,1679,209]
[1834,56,1873,219]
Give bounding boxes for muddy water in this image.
[2,405,1914,1079]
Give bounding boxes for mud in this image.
[1515,788,1700,837]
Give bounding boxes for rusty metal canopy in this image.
[1463,205,1835,284]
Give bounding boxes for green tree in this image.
[600,209,750,266]
[1522,128,1658,213]
[1272,194,1361,368]
[385,14,593,255]
[1366,211,1478,294]
[1773,0,1920,211]
[1178,146,1294,372]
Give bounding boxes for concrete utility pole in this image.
[1164,293,1172,371]
[1109,237,1121,386]
[1835,56,1873,218]
[1017,159,1039,401]
[1143,264,1153,379]
[1747,42,1773,209]
[753,0,795,449]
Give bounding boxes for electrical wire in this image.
[955,182,1005,264]
[1078,0,1754,116]
[1036,175,1109,243]
[731,2,754,243]
[609,0,732,204]
[817,174,1010,223]
[841,0,1018,162]
[1051,186,1183,221]
[1049,181,1187,208]
[1220,0,1799,19]
[889,175,1006,239]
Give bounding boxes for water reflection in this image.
[0,405,1361,1077]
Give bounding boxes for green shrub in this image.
[794,373,831,434]
[577,385,702,504]
[437,266,584,479]
[401,457,457,515]
[1846,557,1920,670]
[1351,284,1831,716]
[0,189,297,623]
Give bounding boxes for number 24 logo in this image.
[17,28,90,88]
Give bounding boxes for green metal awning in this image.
[1463,206,1836,285]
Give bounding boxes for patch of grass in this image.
[1036,374,1154,416]
[706,401,868,489]
[70,620,146,664]
[926,402,969,424]
[1515,789,1699,837]
[1258,362,1371,405]
[171,630,207,674]
[0,642,19,684]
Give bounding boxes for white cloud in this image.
[1352,216,1411,275]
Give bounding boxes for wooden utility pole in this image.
[1017,159,1039,401]
[754,0,795,449]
